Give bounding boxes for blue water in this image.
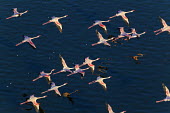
[1,0,170,113]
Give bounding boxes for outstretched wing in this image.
[13,8,19,14]
[28,39,36,48]
[59,54,68,68]
[162,83,170,96]
[96,30,104,41]
[159,16,168,27]
[107,103,115,113]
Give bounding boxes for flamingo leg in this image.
[32,76,42,81]
[16,41,24,46]
[42,21,51,25]
[155,31,164,35]
[154,29,162,32]
[156,99,165,103]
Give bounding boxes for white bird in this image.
[32,69,55,84]
[20,95,47,113]
[109,10,135,26]
[154,17,170,35]
[92,30,114,46]
[88,20,110,34]
[16,35,41,48]
[6,8,28,19]
[42,15,68,33]
[80,57,100,73]
[125,28,146,40]
[67,64,90,79]
[156,83,170,103]
[41,82,68,96]
[88,76,112,90]
[53,54,74,75]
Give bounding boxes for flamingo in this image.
[106,103,126,113]
[53,54,74,75]
[80,57,100,73]
[67,64,90,79]
[32,69,55,84]
[42,15,68,33]
[156,83,170,103]
[6,8,28,19]
[88,76,112,90]
[117,27,131,38]
[109,10,135,26]
[20,95,47,113]
[154,17,170,35]
[41,82,68,96]
[125,28,146,40]
[88,20,110,34]
[16,35,41,49]
[92,30,115,46]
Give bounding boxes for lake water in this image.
[1,0,170,113]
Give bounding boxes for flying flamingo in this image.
[67,64,90,79]
[109,10,135,26]
[6,8,28,19]
[88,20,110,34]
[41,82,68,96]
[42,15,68,33]
[88,76,112,90]
[106,103,126,113]
[156,83,170,103]
[53,54,74,75]
[20,95,47,113]
[80,57,100,73]
[92,30,115,46]
[16,35,41,49]
[154,17,170,35]
[125,28,146,40]
[32,69,55,84]
[117,27,131,38]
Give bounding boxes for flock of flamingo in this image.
[8,8,170,113]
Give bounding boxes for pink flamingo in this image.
[92,30,115,46]
[6,8,28,19]
[88,20,110,34]
[20,95,47,113]
[41,82,68,96]
[32,69,55,84]
[125,28,146,40]
[16,35,41,48]
[88,76,112,90]
[42,15,68,33]
[118,27,131,38]
[154,17,170,35]
[53,54,74,75]
[109,10,135,26]
[106,103,126,113]
[80,57,100,73]
[67,64,90,79]
[156,83,170,103]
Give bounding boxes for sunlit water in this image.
[1,0,170,113]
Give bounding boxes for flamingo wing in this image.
[59,54,68,68]
[121,14,129,26]
[96,30,104,41]
[54,21,62,33]
[13,8,19,14]
[162,83,170,96]
[159,17,168,27]
[28,39,36,48]
[107,104,115,113]
[54,89,61,96]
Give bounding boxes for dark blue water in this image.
[1,0,170,113]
